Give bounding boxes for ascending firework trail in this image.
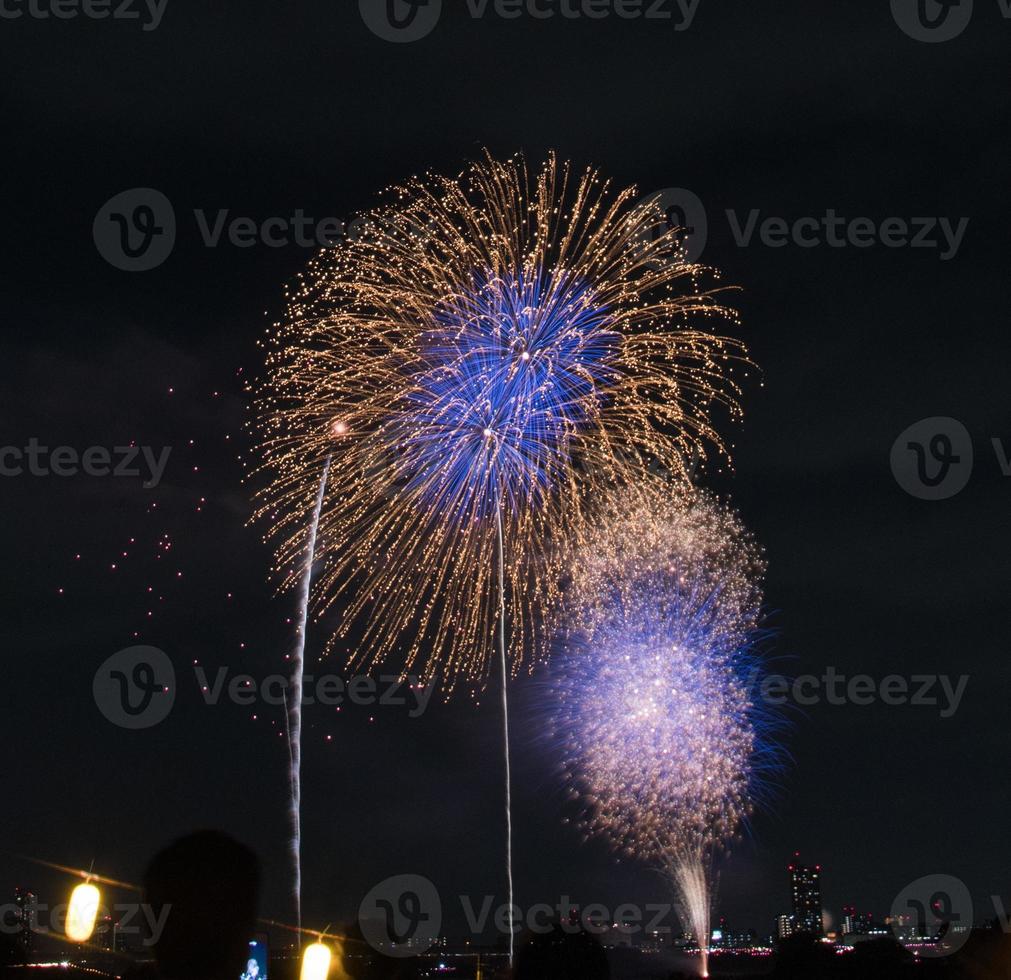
[286,455,330,941]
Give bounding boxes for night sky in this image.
[2,0,1010,945]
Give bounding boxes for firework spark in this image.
[549,488,776,978]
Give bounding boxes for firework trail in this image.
[250,153,752,958]
[494,504,514,955]
[287,455,331,938]
[549,488,778,978]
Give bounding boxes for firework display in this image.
[251,154,758,966]
[21,12,992,980]
[550,488,776,975]
[249,151,751,691]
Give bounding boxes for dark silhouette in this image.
[945,926,1011,980]
[0,905,26,970]
[141,830,260,980]
[772,932,923,980]
[771,932,837,979]
[511,922,609,980]
[0,919,19,969]
[848,936,915,975]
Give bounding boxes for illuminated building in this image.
[788,854,823,935]
[841,904,855,935]
[14,888,37,957]
[776,915,794,939]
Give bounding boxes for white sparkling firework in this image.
[550,488,773,977]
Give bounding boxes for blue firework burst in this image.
[396,271,618,518]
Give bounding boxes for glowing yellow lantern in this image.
[300,942,332,980]
[66,882,101,943]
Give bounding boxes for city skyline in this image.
[6,848,1001,957]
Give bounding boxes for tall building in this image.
[776,915,794,939]
[841,905,856,935]
[14,888,37,957]
[787,854,823,935]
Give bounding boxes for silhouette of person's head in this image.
[143,831,259,980]
[513,922,610,980]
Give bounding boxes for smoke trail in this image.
[289,455,332,941]
[494,504,514,966]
